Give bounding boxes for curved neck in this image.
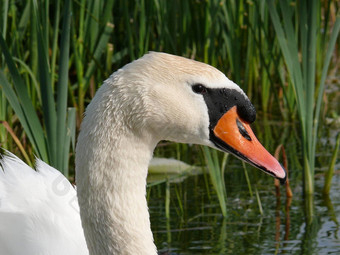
[75,98,158,254]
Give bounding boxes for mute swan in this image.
[0,52,286,255]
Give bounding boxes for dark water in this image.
[149,172,340,254]
[148,118,340,254]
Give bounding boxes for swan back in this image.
[0,152,88,255]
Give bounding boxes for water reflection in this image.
[149,116,339,254]
[149,174,340,254]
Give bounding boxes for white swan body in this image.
[0,153,88,255]
[0,52,286,255]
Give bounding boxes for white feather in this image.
[0,152,88,255]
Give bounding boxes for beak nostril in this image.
[236,119,251,141]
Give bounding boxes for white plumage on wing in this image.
[0,152,87,255]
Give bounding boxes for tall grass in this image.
[71,0,114,123]
[202,147,228,217]
[0,1,76,175]
[323,133,340,195]
[266,0,340,199]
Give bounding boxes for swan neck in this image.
[76,124,158,254]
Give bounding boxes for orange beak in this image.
[212,106,286,182]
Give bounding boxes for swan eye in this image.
[192,84,207,94]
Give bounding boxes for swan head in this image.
[87,52,286,183]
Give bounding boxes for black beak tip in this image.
[279,176,287,185]
[278,163,287,185]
